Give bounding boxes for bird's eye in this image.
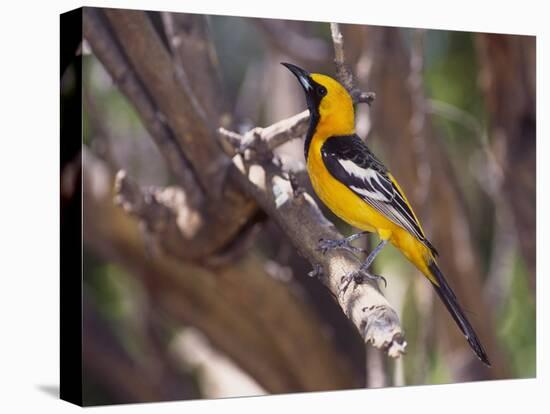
[317,85,327,97]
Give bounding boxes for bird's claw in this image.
[338,269,387,297]
[317,237,367,255]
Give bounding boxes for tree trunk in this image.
[476,33,536,291]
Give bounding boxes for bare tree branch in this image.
[161,12,231,128]
[212,21,406,358]
[102,9,226,192]
[82,149,359,393]
[331,22,376,105]
[217,129,406,358]
[220,110,310,158]
[83,8,204,209]
[330,22,351,89]
[84,8,259,261]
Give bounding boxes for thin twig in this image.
[223,24,376,156]
[330,22,352,90]
[330,22,376,105]
[352,91,377,106]
[219,110,310,157]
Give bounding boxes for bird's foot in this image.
[339,269,387,297]
[318,237,367,256]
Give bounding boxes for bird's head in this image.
[282,62,354,135]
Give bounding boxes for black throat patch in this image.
[304,109,320,161]
[303,81,324,161]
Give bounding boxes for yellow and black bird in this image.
[282,62,490,366]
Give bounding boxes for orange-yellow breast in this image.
[306,72,435,279]
[307,137,393,235]
[307,137,434,279]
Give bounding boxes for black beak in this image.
[281,62,314,93]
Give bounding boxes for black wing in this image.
[321,134,438,256]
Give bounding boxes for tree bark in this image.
[84,8,258,262]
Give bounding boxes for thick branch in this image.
[215,22,405,357]
[219,130,406,358]
[83,149,358,394]
[84,8,258,260]
[83,7,204,209]
[102,9,225,192]
[161,12,230,128]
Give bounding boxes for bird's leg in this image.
[318,231,370,255]
[339,239,389,296]
[358,239,388,273]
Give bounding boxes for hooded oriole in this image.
[282,62,490,366]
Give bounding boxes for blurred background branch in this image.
[476,33,536,291]
[83,149,359,395]
[359,26,512,380]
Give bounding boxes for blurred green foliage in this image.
[498,256,536,377]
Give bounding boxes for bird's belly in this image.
[308,162,433,276]
[307,158,394,235]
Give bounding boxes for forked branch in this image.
[218,128,406,357]
[216,22,406,357]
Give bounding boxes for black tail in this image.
[428,261,491,366]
